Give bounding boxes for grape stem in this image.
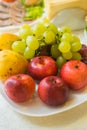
[85,26,87,31]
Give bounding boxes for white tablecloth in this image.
[0,94,87,130]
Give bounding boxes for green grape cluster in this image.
[11,19,58,60]
[11,19,82,68]
[55,26,82,68]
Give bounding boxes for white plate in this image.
[0,82,87,117]
[0,28,87,117]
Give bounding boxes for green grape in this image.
[46,23,58,34]
[56,56,66,69]
[58,41,71,53]
[32,23,46,39]
[72,52,82,60]
[62,51,72,60]
[43,30,55,44]
[51,44,61,58]
[24,47,35,59]
[12,41,26,54]
[19,24,32,39]
[42,18,50,24]
[71,41,82,52]
[57,28,63,39]
[72,36,80,43]
[61,33,72,42]
[26,36,39,50]
[39,41,46,46]
[42,18,50,27]
[60,26,72,34]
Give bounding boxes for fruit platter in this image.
[0,19,87,117]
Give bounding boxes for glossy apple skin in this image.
[38,76,69,106]
[28,56,58,80]
[60,60,87,90]
[4,74,35,103]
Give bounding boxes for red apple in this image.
[4,74,35,103]
[38,76,70,106]
[60,60,87,90]
[28,56,58,80]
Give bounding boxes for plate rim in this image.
[0,81,87,117]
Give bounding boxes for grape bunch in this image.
[11,19,82,68]
[79,44,87,64]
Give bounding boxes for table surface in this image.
[0,94,87,130]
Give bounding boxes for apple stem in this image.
[38,57,44,64]
[49,78,57,84]
[75,65,79,68]
[16,75,21,79]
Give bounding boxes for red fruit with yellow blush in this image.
[60,60,87,90]
[28,56,58,80]
[4,74,35,103]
